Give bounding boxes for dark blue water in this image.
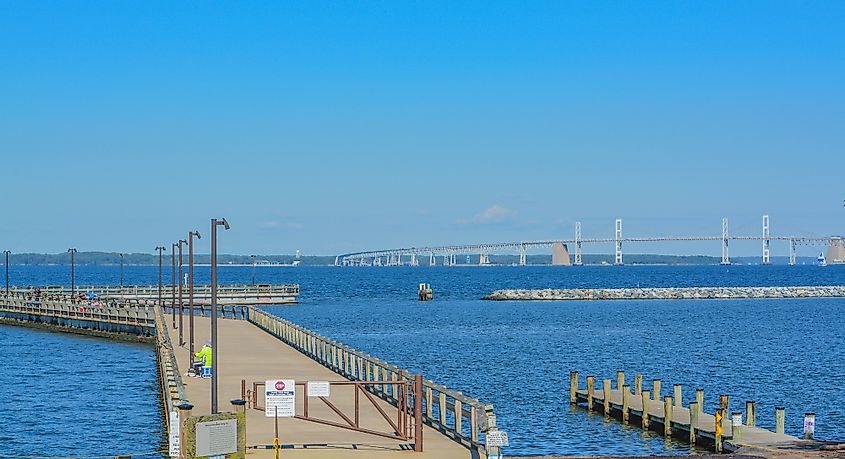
[2,264,843,456]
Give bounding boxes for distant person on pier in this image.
[192,340,213,378]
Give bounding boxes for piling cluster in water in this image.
[483,285,845,301]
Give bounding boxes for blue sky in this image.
[1,1,843,256]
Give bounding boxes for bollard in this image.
[803,412,815,439]
[695,388,704,414]
[586,376,595,411]
[732,412,743,443]
[663,396,673,436]
[673,384,682,407]
[715,408,724,453]
[641,390,651,429]
[720,394,729,420]
[775,406,785,435]
[602,379,612,416]
[622,384,630,424]
[569,371,579,404]
[746,400,756,427]
[177,403,194,459]
[653,379,662,402]
[634,374,643,395]
[616,370,625,390]
[689,401,699,444]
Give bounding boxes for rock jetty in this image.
[483,285,845,301]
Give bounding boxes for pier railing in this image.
[153,303,187,427]
[248,307,494,453]
[0,292,156,329]
[10,283,300,297]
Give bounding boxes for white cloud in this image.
[464,204,514,224]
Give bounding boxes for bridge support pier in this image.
[519,245,527,266]
[789,239,796,266]
[410,254,418,266]
[575,221,583,266]
[762,214,771,265]
[614,219,623,265]
[429,253,435,266]
[721,217,730,265]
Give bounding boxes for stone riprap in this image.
[483,285,845,301]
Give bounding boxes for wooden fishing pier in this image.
[0,288,499,458]
[569,371,835,456]
[6,283,300,305]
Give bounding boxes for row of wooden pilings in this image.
[569,371,816,452]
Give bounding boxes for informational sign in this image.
[307,381,330,397]
[168,411,180,457]
[195,419,238,457]
[486,430,509,447]
[266,379,296,417]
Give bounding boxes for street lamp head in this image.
[67,248,77,253]
[179,239,187,245]
[3,250,10,255]
[190,230,201,239]
[156,246,166,252]
[217,218,230,230]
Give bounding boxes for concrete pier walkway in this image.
[165,316,475,458]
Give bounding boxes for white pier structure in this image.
[336,215,840,267]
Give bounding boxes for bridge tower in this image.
[410,254,418,266]
[429,253,435,266]
[789,238,796,265]
[762,214,771,265]
[721,217,730,265]
[574,221,583,266]
[614,218,623,265]
[334,256,340,267]
[519,244,527,266]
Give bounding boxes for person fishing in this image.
[192,340,213,378]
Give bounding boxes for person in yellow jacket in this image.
[192,340,212,378]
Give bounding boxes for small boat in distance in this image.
[818,252,827,266]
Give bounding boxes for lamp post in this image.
[67,248,77,298]
[250,254,257,285]
[188,231,201,360]
[156,246,166,308]
[171,242,177,328]
[3,250,10,295]
[119,253,124,288]
[177,239,187,346]
[210,217,230,414]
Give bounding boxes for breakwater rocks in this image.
[483,285,845,301]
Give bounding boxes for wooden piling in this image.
[673,384,682,407]
[586,376,595,411]
[695,388,704,414]
[634,374,643,395]
[641,390,651,429]
[732,412,743,443]
[746,400,756,427]
[803,413,815,440]
[569,371,579,404]
[715,408,724,453]
[689,401,699,444]
[719,394,729,420]
[602,379,612,416]
[616,370,625,390]
[663,396,673,436]
[653,379,662,401]
[622,384,630,424]
[775,406,785,435]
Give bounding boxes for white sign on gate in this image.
[168,411,180,457]
[265,379,296,417]
[307,381,331,397]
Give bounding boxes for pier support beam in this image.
[696,388,704,414]
[586,376,595,410]
[614,219,623,265]
[622,385,631,424]
[429,253,435,266]
[715,408,724,453]
[575,221,583,266]
[641,390,651,429]
[673,384,682,407]
[689,401,699,444]
[569,371,579,404]
[602,379,612,415]
[762,214,771,265]
[663,396,673,436]
[746,401,756,427]
[721,217,730,265]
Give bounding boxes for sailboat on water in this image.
[817,252,827,266]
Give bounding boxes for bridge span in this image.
[336,215,844,267]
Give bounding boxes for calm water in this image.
[2,264,844,456]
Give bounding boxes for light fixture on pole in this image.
[250,254,257,285]
[67,248,78,298]
[177,239,187,346]
[3,250,10,296]
[155,246,166,309]
[188,231,201,360]
[210,217,230,414]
